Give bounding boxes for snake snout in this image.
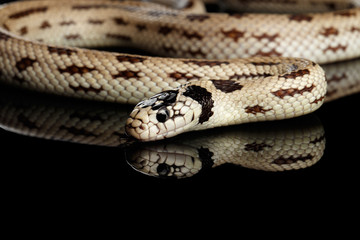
[125,104,188,141]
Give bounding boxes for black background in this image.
[1,0,359,224]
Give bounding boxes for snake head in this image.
[126,144,204,179]
[126,88,202,141]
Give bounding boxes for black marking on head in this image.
[183,86,214,124]
[212,80,243,93]
[137,90,179,109]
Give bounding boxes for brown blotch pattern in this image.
[58,65,95,75]
[211,80,243,93]
[59,20,76,26]
[19,26,28,36]
[310,135,325,144]
[64,34,82,40]
[69,85,102,94]
[230,72,272,79]
[183,60,230,67]
[40,20,51,29]
[311,96,325,104]
[272,154,313,165]
[334,11,356,17]
[327,73,347,83]
[2,24,10,31]
[250,62,280,66]
[183,0,194,9]
[252,33,279,41]
[351,27,360,32]
[48,46,77,56]
[88,19,104,25]
[272,84,315,99]
[255,49,282,57]
[136,24,147,31]
[9,6,48,19]
[113,17,128,26]
[16,57,37,71]
[72,4,110,10]
[282,69,310,79]
[320,27,339,36]
[112,70,140,79]
[245,105,272,114]
[245,142,272,152]
[158,26,174,35]
[169,71,199,80]
[289,14,313,22]
[222,29,245,42]
[116,55,145,63]
[324,44,347,53]
[182,31,203,40]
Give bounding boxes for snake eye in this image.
[156,107,170,123]
[157,163,171,176]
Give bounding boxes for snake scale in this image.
[0,0,359,141]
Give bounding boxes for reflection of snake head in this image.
[127,144,214,178]
[126,87,203,141]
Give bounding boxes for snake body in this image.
[1,0,358,141]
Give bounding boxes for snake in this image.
[1,1,359,141]
[1,58,359,177]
